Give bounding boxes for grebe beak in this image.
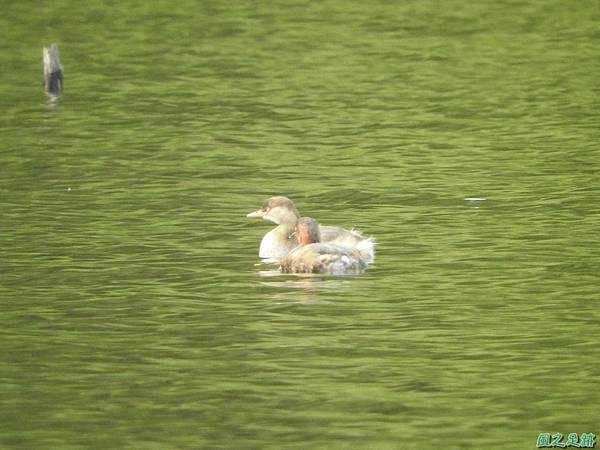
[246,209,265,218]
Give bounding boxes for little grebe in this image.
[280,217,371,274]
[247,196,375,260]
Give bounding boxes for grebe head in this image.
[247,196,300,225]
[296,217,321,245]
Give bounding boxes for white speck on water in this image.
[464,197,486,201]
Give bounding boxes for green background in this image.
[1,1,599,448]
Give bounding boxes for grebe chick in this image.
[247,196,375,260]
[280,217,371,274]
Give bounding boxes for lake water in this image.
[1,1,599,449]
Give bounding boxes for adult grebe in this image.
[280,217,371,274]
[247,196,375,261]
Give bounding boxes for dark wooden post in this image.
[43,44,63,95]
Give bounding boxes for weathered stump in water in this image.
[43,44,63,95]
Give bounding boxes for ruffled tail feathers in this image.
[328,229,376,264]
[355,236,376,264]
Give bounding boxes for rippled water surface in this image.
[1,1,599,449]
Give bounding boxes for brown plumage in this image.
[280,217,370,274]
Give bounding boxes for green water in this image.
[1,1,599,449]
